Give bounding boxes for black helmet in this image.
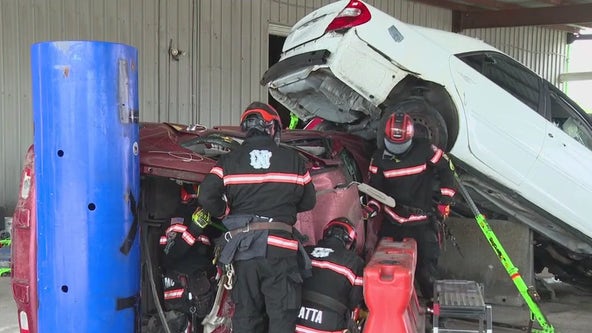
[322,217,357,250]
[384,112,414,155]
[240,102,282,144]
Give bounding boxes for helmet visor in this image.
[384,138,412,155]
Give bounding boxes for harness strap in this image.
[303,290,349,314]
[395,202,433,216]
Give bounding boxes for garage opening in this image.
[268,34,303,129]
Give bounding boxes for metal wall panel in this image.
[0,0,187,212]
[196,0,271,127]
[158,0,194,124]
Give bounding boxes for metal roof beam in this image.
[559,72,592,83]
[456,4,592,30]
[410,0,473,12]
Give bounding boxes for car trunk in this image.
[283,1,347,53]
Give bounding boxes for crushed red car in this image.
[12,122,388,333]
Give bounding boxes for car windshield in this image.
[181,134,242,158]
[180,133,331,161]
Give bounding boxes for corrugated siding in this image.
[160,0,194,124]
[0,0,189,212]
[463,27,567,87]
[196,0,271,127]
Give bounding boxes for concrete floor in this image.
[1,275,591,332]
[439,277,592,333]
[0,277,19,333]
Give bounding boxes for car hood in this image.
[140,123,218,182]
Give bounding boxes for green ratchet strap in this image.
[289,113,299,130]
[447,155,554,333]
[0,239,11,277]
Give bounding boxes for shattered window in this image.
[548,83,592,151]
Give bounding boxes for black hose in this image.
[142,224,172,333]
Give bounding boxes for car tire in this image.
[378,97,449,150]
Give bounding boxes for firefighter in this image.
[155,190,219,333]
[197,102,317,333]
[296,217,365,333]
[365,112,456,300]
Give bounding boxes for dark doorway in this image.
[268,35,303,129]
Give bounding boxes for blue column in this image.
[31,41,140,333]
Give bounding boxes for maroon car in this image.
[12,122,378,333]
[139,122,374,250]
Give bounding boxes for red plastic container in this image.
[11,146,38,333]
[363,237,423,333]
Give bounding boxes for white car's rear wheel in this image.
[378,97,449,150]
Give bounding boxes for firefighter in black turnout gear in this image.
[366,112,456,300]
[197,102,317,333]
[154,188,218,333]
[296,218,365,333]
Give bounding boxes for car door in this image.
[451,52,547,186]
[525,83,592,239]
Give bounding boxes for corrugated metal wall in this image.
[195,0,270,127]
[0,0,191,212]
[0,0,570,212]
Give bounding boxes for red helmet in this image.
[322,217,357,249]
[384,112,414,154]
[240,102,282,143]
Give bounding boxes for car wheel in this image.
[378,97,449,150]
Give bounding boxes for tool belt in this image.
[224,221,293,240]
[217,215,311,275]
[395,202,433,217]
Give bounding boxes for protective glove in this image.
[360,197,381,220]
[192,207,211,229]
[362,204,378,219]
[437,204,450,219]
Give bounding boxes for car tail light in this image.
[19,311,30,333]
[325,0,371,33]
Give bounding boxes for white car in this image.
[262,0,592,286]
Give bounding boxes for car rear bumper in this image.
[263,31,412,125]
[261,49,331,86]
